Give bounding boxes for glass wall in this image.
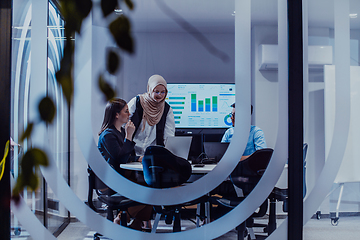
[11,0,32,236]
[10,0,69,237]
[7,0,360,239]
[303,0,360,237]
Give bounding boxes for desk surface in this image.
[120,162,216,174]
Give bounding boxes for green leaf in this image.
[12,175,24,197]
[13,148,49,194]
[11,190,21,204]
[21,148,49,169]
[59,0,83,34]
[38,97,56,123]
[101,0,118,17]
[107,49,121,74]
[25,172,38,191]
[75,0,93,19]
[56,72,74,106]
[98,75,116,101]
[20,123,34,142]
[12,173,38,194]
[59,0,92,35]
[124,0,134,10]
[109,15,134,53]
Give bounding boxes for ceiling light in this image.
[349,13,358,18]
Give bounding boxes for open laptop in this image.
[164,136,193,160]
[203,142,230,163]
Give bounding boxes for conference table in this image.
[119,161,216,228]
[120,161,216,174]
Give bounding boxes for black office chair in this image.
[209,148,274,240]
[142,145,192,188]
[142,145,208,232]
[255,143,308,236]
[87,167,140,239]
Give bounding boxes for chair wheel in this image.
[331,217,339,226]
[243,228,248,238]
[165,214,173,224]
[94,232,102,240]
[316,211,321,220]
[14,227,21,236]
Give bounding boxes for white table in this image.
[120,161,216,174]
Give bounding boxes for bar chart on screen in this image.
[166,84,235,128]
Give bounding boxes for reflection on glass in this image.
[11,0,33,236]
[11,0,68,236]
[46,1,69,235]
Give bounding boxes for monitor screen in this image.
[166,83,235,128]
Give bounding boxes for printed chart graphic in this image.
[166,84,235,128]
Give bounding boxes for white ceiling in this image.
[127,0,360,32]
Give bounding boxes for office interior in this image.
[2,0,360,239]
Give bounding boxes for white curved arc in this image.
[40,141,286,240]
[304,0,351,224]
[39,161,153,239]
[40,143,284,240]
[69,0,287,238]
[74,62,249,206]
[263,1,289,238]
[11,197,57,240]
[268,1,351,238]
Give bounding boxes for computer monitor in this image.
[203,142,229,163]
[166,83,235,129]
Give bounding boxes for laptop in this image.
[203,142,230,163]
[164,136,193,160]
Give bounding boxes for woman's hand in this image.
[138,156,143,163]
[125,120,136,140]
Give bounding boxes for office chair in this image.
[142,145,192,188]
[87,167,139,239]
[209,148,274,240]
[256,143,308,236]
[142,145,208,232]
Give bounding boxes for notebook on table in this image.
[203,142,230,163]
[164,136,193,160]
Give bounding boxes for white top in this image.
[128,96,175,156]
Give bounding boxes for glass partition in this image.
[303,0,360,237]
[11,0,32,236]
[9,0,360,239]
[11,0,69,237]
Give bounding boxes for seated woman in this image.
[98,98,152,231]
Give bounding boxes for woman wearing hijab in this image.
[127,74,175,158]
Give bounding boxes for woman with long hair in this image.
[98,98,152,231]
[98,98,137,174]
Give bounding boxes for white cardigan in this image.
[127,96,175,156]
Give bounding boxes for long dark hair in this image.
[99,98,127,135]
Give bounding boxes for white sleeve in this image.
[164,107,175,141]
[127,96,137,117]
